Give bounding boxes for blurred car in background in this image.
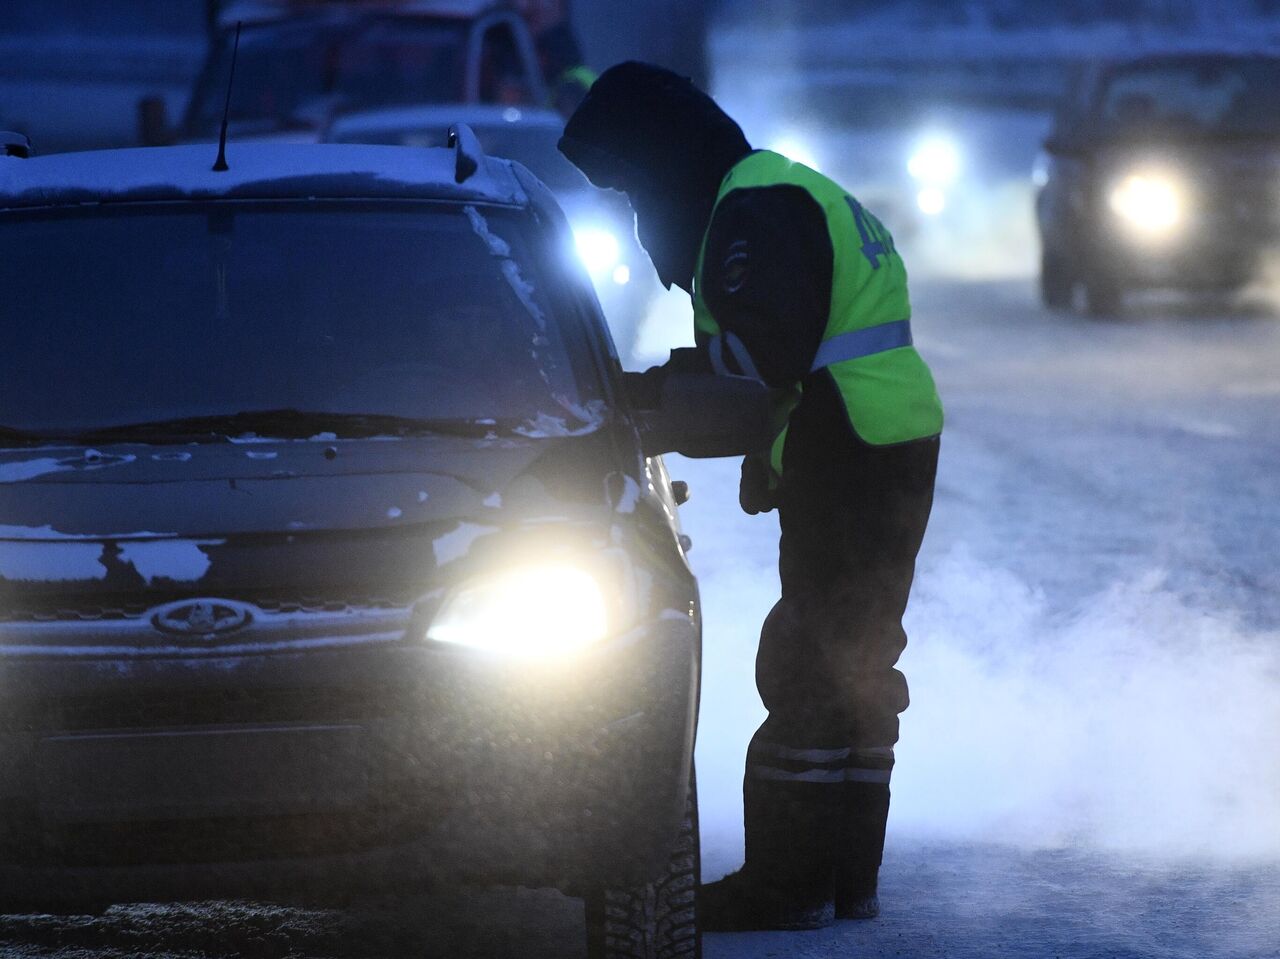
[141,0,546,146]
[1035,52,1280,315]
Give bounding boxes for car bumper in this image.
[1093,212,1276,290]
[0,615,699,906]
[1104,243,1261,289]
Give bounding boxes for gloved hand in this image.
[622,367,666,410]
[623,348,712,412]
[739,455,777,515]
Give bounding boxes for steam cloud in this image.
[677,456,1280,877]
[894,548,1280,860]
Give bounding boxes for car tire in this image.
[584,771,700,959]
[1040,250,1074,310]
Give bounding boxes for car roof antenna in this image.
[448,124,483,183]
[212,21,242,173]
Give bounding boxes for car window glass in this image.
[189,17,468,137]
[1099,59,1280,134]
[0,204,598,435]
[478,23,535,106]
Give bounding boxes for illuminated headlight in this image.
[908,137,961,185]
[427,564,609,657]
[1109,172,1185,237]
[574,226,621,275]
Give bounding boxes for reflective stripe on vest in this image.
[810,319,913,372]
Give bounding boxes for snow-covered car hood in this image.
[0,436,559,540]
[0,433,631,598]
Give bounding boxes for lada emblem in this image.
[151,598,254,638]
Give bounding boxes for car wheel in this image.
[1083,272,1124,317]
[585,771,700,959]
[1040,250,1074,310]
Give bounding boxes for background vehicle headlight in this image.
[916,186,948,217]
[908,136,961,186]
[574,227,621,275]
[427,564,609,657]
[1109,173,1184,237]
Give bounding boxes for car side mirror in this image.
[633,372,773,459]
[138,95,173,147]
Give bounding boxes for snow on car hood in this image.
[0,436,546,541]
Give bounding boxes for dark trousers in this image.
[743,433,939,890]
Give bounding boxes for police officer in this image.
[559,63,942,931]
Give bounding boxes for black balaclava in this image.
[558,61,752,292]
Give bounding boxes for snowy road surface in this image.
[1,276,1276,958]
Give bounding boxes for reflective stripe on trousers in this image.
[747,740,894,785]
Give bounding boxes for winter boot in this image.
[699,865,834,931]
[834,781,890,920]
[700,772,836,931]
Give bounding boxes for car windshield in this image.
[1099,58,1280,135]
[0,202,598,440]
[187,16,470,138]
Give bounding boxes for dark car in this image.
[140,0,546,146]
[0,133,767,957]
[1035,52,1280,314]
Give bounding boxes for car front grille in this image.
[0,593,420,624]
[1201,149,1280,234]
[0,596,425,661]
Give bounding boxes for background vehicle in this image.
[0,132,767,957]
[141,0,546,145]
[1035,52,1280,315]
[151,1,659,355]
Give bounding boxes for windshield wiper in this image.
[63,410,518,444]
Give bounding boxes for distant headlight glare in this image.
[1109,172,1184,237]
[908,137,961,185]
[427,565,609,657]
[917,187,947,216]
